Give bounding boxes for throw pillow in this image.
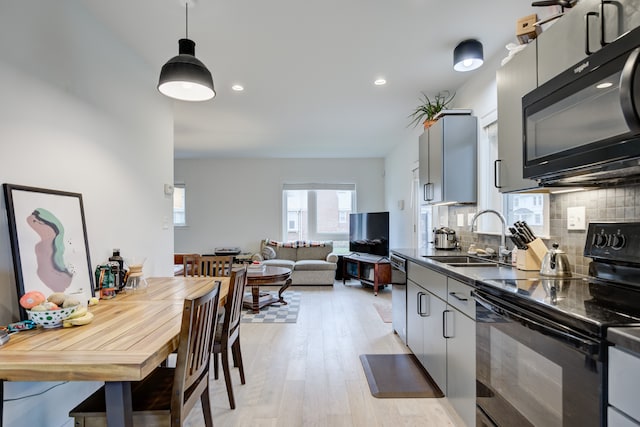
[261,245,276,260]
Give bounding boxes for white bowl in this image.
[27,305,79,328]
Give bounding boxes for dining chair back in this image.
[213,266,248,409]
[69,282,221,427]
[199,255,234,277]
[182,253,200,277]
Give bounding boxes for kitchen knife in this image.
[514,223,531,243]
[509,234,528,250]
[521,221,537,241]
[509,227,529,249]
[516,221,535,242]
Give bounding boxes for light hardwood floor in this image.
[186,280,465,427]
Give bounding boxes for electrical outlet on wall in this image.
[567,206,586,230]
[457,214,464,226]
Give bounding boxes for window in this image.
[282,184,356,254]
[173,184,186,226]
[477,116,550,239]
[504,193,550,238]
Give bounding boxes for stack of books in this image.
[247,262,266,273]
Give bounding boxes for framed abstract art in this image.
[3,184,94,319]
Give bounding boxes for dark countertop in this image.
[391,247,541,285]
[608,327,640,355]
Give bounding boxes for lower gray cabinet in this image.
[407,280,425,363]
[422,288,448,394]
[407,262,476,427]
[407,279,447,394]
[447,307,476,427]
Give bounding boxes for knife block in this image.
[516,238,547,271]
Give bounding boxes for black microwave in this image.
[522,25,640,186]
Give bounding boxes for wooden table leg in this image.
[251,285,260,313]
[278,278,292,304]
[105,381,133,427]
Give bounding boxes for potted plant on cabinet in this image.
[408,90,455,129]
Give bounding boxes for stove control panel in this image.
[585,222,640,262]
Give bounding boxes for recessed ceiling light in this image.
[231,84,244,91]
[374,79,386,86]
[596,82,613,89]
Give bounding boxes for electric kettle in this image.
[540,243,572,277]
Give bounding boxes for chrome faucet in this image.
[470,209,509,261]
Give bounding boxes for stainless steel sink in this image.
[423,255,499,267]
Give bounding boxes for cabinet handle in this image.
[418,292,430,317]
[493,159,502,189]
[442,310,454,339]
[449,291,469,302]
[585,11,599,55]
[600,0,620,47]
[423,184,428,202]
[424,183,434,201]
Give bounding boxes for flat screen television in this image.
[349,211,389,257]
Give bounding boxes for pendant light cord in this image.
[185,2,189,39]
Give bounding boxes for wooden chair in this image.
[213,267,248,409]
[69,282,222,427]
[182,253,201,277]
[198,255,234,277]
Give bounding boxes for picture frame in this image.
[3,184,94,319]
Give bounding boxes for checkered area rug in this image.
[241,291,301,323]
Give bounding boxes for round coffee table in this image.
[244,266,292,313]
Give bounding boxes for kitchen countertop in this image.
[608,327,640,355]
[391,247,542,285]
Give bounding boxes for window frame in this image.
[281,183,356,246]
[173,183,187,227]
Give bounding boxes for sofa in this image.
[252,239,338,285]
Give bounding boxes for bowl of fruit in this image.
[20,291,89,328]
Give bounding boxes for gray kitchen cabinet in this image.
[419,115,477,204]
[407,279,426,364]
[496,40,539,193]
[422,288,448,394]
[406,263,448,394]
[609,346,640,425]
[538,0,640,86]
[406,262,477,426]
[446,279,476,427]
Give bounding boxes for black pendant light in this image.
[158,2,215,101]
[453,39,484,72]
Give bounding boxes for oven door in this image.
[522,26,640,184]
[473,290,603,427]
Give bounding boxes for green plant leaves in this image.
[407,90,456,128]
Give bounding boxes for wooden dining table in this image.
[0,276,228,427]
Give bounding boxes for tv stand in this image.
[342,253,391,296]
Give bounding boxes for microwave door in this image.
[522,43,640,182]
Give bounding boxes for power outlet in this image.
[567,206,586,230]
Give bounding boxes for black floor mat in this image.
[359,354,444,398]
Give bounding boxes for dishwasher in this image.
[390,254,407,344]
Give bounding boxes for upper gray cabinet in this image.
[419,115,477,205]
[496,41,539,193]
[538,0,640,85]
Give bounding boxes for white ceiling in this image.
[84,0,542,159]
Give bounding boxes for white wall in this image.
[384,132,420,249]
[174,157,385,254]
[0,2,174,426]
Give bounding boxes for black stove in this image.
[477,222,640,338]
